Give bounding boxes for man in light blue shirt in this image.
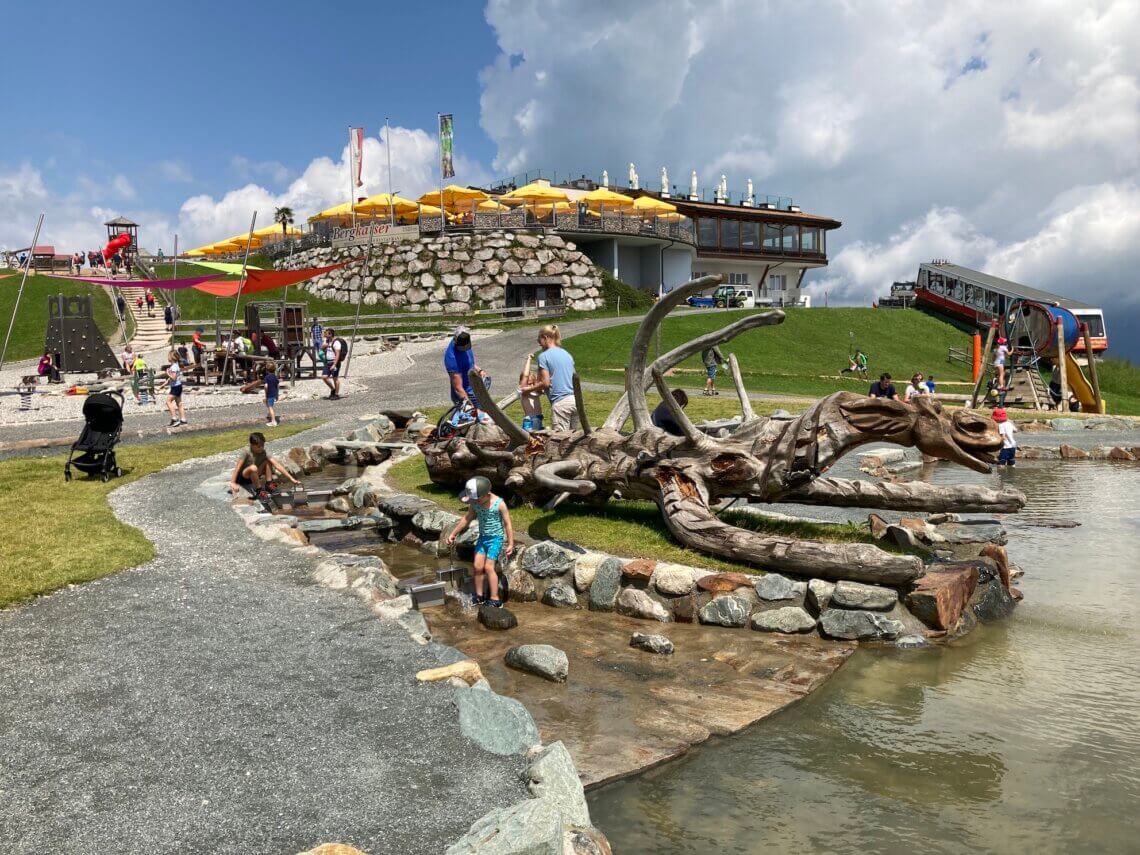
[526,324,579,430]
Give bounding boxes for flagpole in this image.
[348,126,357,229]
[171,233,179,319]
[438,112,445,235]
[0,213,44,371]
[221,211,257,384]
[385,117,395,225]
[342,214,377,380]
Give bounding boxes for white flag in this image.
[349,127,364,187]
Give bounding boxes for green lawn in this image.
[1091,359,1140,415]
[0,272,122,362]
[0,423,313,608]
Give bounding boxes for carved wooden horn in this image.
[469,368,531,448]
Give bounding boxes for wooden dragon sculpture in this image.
[422,276,1027,585]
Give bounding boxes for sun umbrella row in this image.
[185,223,303,256]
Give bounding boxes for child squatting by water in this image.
[446,476,514,608]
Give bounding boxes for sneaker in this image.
[256,488,271,501]
[487,598,504,608]
[266,480,279,492]
[168,419,179,427]
[266,420,277,427]
[179,419,188,425]
[471,594,487,605]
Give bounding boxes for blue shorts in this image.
[266,395,278,408]
[706,365,717,380]
[998,447,1017,465]
[475,536,505,561]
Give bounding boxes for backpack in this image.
[334,337,348,361]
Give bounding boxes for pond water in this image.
[588,458,1140,854]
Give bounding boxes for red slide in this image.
[102,232,132,262]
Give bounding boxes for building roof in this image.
[658,193,842,229]
[920,263,1096,310]
[32,245,55,255]
[104,216,138,226]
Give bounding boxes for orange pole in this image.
[972,333,982,383]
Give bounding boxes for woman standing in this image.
[522,324,578,431]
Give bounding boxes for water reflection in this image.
[590,460,1140,854]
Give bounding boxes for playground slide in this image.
[1062,352,1102,412]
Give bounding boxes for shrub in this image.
[598,269,654,311]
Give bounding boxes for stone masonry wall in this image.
[277,231,605,313]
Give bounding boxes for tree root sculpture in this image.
[421,275,1027,583]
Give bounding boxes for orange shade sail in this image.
[192,261,355,297]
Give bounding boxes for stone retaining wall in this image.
[277,231,605,313]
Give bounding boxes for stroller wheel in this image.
[101,472,111,483]
[115,467,124,477]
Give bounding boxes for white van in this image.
[731,287,756,309]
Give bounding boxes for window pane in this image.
[782,226,798,251]
[763,223,780,249]
[721,220,739,249]
[801,228,817,251]
[698,218,718,246]
[741,221,759,249]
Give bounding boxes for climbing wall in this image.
[44,295,120,373]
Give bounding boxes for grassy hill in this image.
[0,272,121,362]
[566,307,1140,415]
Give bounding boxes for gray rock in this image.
[588,558,624,612]
[616,588,672,622]
[1050,417,1082,431]
[455,686,541,756]
[507,569,537,602]
[751,606,817,634]
[396,609,431,643]
[479,603,519,630]
[807,579,835,611]
[770,408,794,420]
[326,496,352,514]
[506,644,569,683]
[541,581,579,609]
[333,476,370,496]
[348,425,382,443]
[652,564,695,596]
[521,541,574,578]
[819,608,904,640]
[755,573,806,601]
[831,580,898,611]
[343,515,382,531]
[351,484,379,509]
[295,518,349,533]
[526,741,590,827]
[970,576,1017,622]
[412,507,462,536]
[445,795,562,855]
[934,521,1007,546]
[884,524,923,549]
[630,632,674,655]
[895,634,930,649]
[698,595,750,627]
[360,509,395,528]
[377,492,437,518]
[406,418,429,433]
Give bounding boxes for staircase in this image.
[119,284,171,354]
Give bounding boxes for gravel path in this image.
[0,426,527,854]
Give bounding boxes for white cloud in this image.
[230,156,292,186]
[110,175,136,200]
[158,160,193,183]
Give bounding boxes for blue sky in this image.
[2,0,1138,360]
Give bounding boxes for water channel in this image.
[588,455,1140,854]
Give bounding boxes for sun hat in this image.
[461,475,492,502]
[992,407,1008,422]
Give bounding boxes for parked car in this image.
[686,285,747,309]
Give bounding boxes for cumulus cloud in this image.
[158,160,193,183]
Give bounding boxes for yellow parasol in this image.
[476,199,511,212]
[632,195,678,214]
[530,201,576,216]
[417,185,489,209]
[252,223,303,239]
[501,182,570,203]
[354,193,419,218]
[308,202,355,222]
[579,187,635,210]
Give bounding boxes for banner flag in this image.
[350,127,364,187]
[439,114,455,179]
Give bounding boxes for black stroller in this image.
[65,391,125,482]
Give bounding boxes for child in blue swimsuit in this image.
[446,475,514,607]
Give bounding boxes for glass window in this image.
[769,274,787,291]
[727,272,749,285]
[763,223,780,250]
[801,228,817,251]
[721,220,739,249]
[698,218,718,247]
[741,221,759,249]
[782,226,798,251]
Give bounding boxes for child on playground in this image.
[446,476,514,608]
[519,366,544,430]
[227,431,299,500]
[993,407,1017,467]
[701,345,726,396]
[994,337,1010,390]
[264,362,280,427]
[164,349,187,427]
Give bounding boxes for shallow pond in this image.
[589,458,1140,854]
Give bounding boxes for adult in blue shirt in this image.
[444,329,483,404]
[522,324,578,430]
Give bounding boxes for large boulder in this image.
[652,564,696,596]
[831,580,898,611]
[905,563,979,630]
[630,632,674,655]
[522,541,575,578]
[819,609,904,641]
[970,576,1017,622]
[755,573,806,602]
[445,797,563,855]
[478,603,519,630]
[622,559,656,584]
[751,606,817,634]
[588,558,624,612]
[505,644,569,683]
[615,588,671,622]
[507,569,537,602]
[541,581,580,609]
[807,579,835,612]
[526,741,590,828]
[411,508,462,537]
[698,595,750,627]
[696,572,755,593]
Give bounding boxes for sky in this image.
[2,0,1138,360]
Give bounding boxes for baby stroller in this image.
[65,391,125,482]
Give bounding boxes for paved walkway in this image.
[0,426,527,853]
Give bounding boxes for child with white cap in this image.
[446,475,514,607]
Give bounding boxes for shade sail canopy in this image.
[501,182,569,203]
[579,188,635,209]
[57,273,226,289]
[308,202,355,222]
[633,195,677,214]
[417,185,489,208]
[354,193,419,216]
[192,261,262,275]
[192,261,356,297]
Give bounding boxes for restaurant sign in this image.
[330,224,420,248]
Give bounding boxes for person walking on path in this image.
[446,476,514,608]
[993,407,1017,467]
[116,293,126,322]
[702,344,726,396]
[164,304,174,332]
[145,290,156,318]
[264,362,280,427]
[869,373,899,400]
[164,350,187,427]
[321,328,347,400]
[522,324,578,430]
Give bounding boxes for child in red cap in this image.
[993,407,1017,466]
